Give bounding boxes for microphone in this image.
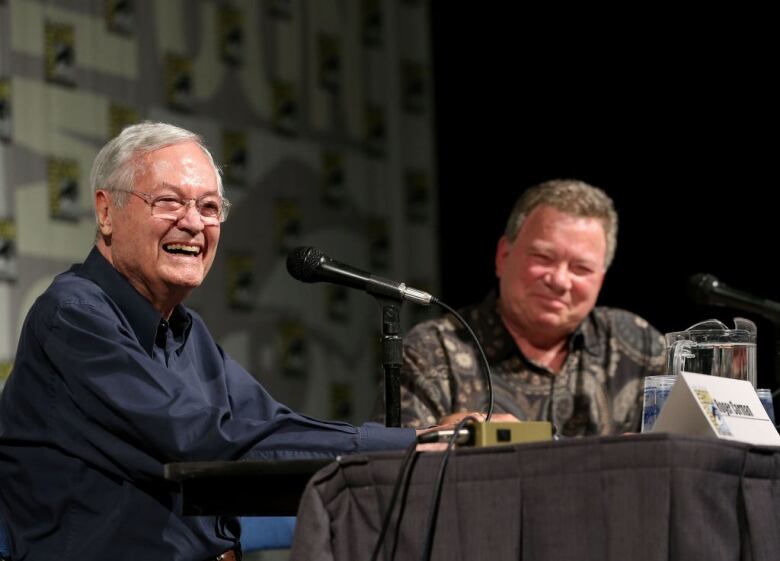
[688,273,780,320]
[286,246,435,305]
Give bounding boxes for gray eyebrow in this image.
[157,182,220,198]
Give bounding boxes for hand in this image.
[413,422,464,452]
[438,412,486,426]
[437,411,520,425]
[415,441,450,452]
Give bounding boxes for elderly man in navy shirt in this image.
[0,122,432,561]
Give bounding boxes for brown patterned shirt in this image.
[384,292,666,436]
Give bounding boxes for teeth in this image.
[164,243,201,255]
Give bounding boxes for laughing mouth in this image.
[163,243,202,256]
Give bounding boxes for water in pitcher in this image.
[667,342,757,387]
[665,318,758,387]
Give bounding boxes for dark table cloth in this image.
[290,433,780,561]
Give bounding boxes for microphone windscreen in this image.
[688,273,719,305]
[286,246,324,282]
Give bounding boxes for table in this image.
[164,458,330,516]
[289,433,780,561]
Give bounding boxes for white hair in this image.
[90,121,223,220]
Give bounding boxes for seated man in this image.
[0,122,443,561]
[380,179,665,435]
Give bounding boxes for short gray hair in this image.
[504,179,618,268]
[90,121,223,217]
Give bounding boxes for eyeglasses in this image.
[119,190,231,224]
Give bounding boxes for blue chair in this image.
[0,516,10,560]
[0,515,295,558]
[240,516,296,552]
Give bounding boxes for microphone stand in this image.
[774,340,780,399]
[377,297,403,427]
[750,312,780,396]
[766,318,780,397]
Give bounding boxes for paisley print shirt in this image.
[387,292,666,436]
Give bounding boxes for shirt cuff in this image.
[356,422,416,453]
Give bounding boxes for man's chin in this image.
[161,273,205,292]
[533,312,575,332]
[176,277,203,289]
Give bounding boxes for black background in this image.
[431,9,779,390]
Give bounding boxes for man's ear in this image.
[495,235,511,278]
[95,190,113,237]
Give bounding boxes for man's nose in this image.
[548,263,572,292]
[177,201,206,232]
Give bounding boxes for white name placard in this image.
[653,372,780,446]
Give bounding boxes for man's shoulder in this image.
[589,306,665,353]
[405,295,491,345]
[592,306,658,332]
[43,266,105,304]
[31,266,113,322]
[406,313,460,341]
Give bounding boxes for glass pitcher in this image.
[665,318,757,387]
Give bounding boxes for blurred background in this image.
[0,0,438,425]
[433,8,779,391]
[1,1,777,417]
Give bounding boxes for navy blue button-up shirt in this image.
[0,248,414,561]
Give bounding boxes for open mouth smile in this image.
[163,243,202,257]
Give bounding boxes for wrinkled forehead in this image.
[139,144,218,191]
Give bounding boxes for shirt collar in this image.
[575,312,604,356]
[76,247,192,356]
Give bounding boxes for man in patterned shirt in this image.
[379,179,665,436]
